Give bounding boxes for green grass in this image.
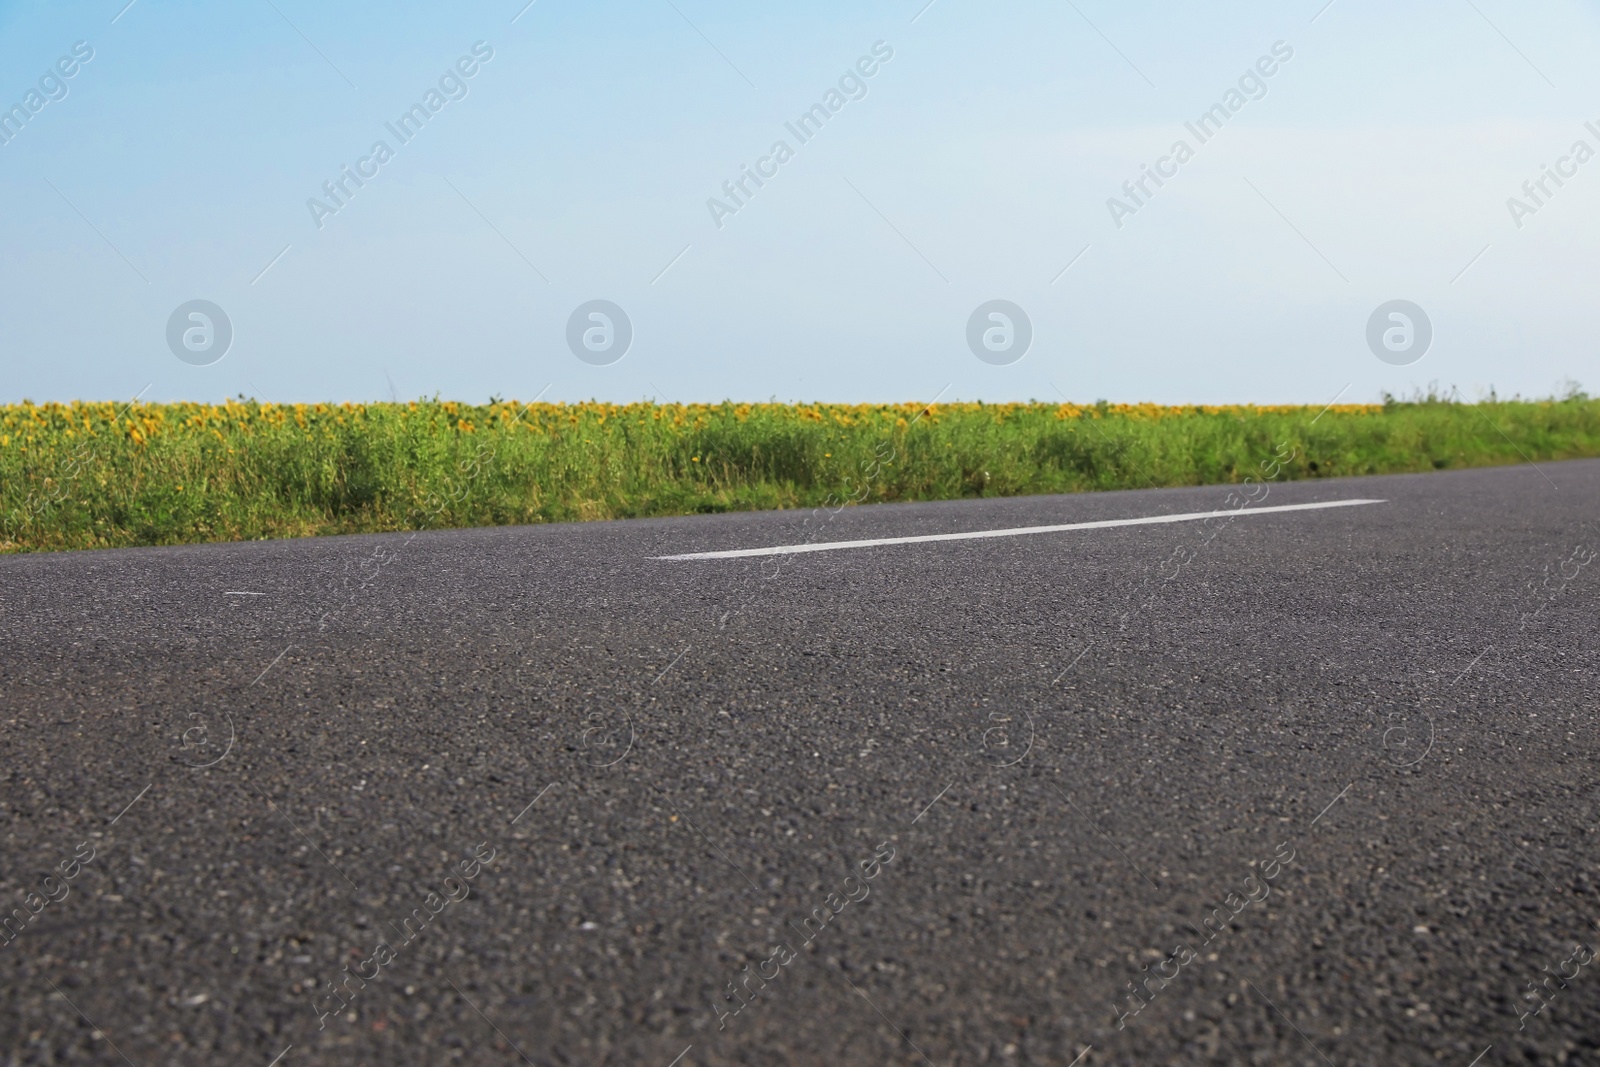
[2,392,1597,553]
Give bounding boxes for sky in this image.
[1,0,1598,406]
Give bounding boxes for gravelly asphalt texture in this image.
[2,459,1598,1067]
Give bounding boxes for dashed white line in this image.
[656,499,1387,561]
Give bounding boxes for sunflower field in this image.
[2,394,1598,552]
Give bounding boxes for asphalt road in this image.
[2,460,1598,1067]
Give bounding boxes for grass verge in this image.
[2,393,1596,553]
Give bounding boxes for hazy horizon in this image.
[5,384,1590,407]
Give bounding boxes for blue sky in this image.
[1,0,1597,405]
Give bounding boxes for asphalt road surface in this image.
[3,460,1598,1067]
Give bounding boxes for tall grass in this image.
[2,393,1597,553]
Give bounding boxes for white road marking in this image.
[655,498,1387,561]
